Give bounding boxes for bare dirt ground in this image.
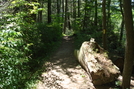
[36,36,134,89]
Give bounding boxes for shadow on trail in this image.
[45,36,80,72]
[37,36,121,89]
[37,36,92,89]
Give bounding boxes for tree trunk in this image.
[102,0,107,50]
[67,11,71,29]
[120,19,124,44]
[73,0,76,19]
[75,38,120,85]
[57,0,61,23]
[78,0,81,17]
[83,0,88,31]
[48,0,51,23]
[63,0,68,33]
[122,0,134,89]
[107,0,111,29]
[38,0,43,23]
[119,0,124,45]
[62,0,64,21]
[94,0,97,26]
[57,0,60,15]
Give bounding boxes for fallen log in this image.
[74,38,120,85]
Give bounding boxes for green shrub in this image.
[0,13,62,89]
[0,18,29,88]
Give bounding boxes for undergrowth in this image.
[0,13,62,89]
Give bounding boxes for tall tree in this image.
[94,0,97,26]
[107,0,111,29]
[63,0,68,33]
[102,0,107,50]
[83,0,89,30]
[48,0,51,23]
[38,0,43,23]
[73,0,76,19]
[57,0,61,23]
[119,0,124,44]
[78,0,81,17]
[122,0,134,88]
[67,0,71,29]
[57,0,60,15]
[62,0,64,22]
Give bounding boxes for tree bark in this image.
[94,0,97,26]
[73,0,76,19]
[120,19,124,45]
[102,0,107,50]
[78,0,81,17]
[122,0,134,88]
[38,0,43,23]
[119,0,124,45]
[57,0,60,15]
[63,0,68,33]
[75,38,120,85]
[83,0,88,31]
[107,0,111,29]
[48,0,51,23]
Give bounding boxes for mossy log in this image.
[74,38,120,85]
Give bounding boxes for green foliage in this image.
[30,23,62,58]
[73,0,124,57]
[0,0,127,88]
[115,80,122,87]
[72,18,82,32]
[0,15,29,88]
[0,1,62,89]
[74,31,92,49]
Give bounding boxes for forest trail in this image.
[36,36,118,89]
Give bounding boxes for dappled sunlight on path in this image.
[36,36,94,89]
[36,36,133,89]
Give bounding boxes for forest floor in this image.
[36,36,134,89]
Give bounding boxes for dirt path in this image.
[36,36,95,89]
[36,36,123,89]
[37,37,94,89]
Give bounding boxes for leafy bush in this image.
[24,23,62,72]
[0,17,29,88]
[0,11,62,89]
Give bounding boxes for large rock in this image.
[74,38,120,85]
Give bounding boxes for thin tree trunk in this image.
[48,0,51,23]
[57,0,61,23]
[63,0,68,33]
[78,0,80,17]
[120,19,124,44]
[107,0,111,29]
[73,0,76,19]
[102,0,107,50]
[94,0,97,26]
[57,0,60,15]
[122,0,134,88]
[83,0,88,31]
[67,0,71,30]
[119,0,124,45]
[38,0,43,23]
[68,11,71,29]
[62,0,64,22]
